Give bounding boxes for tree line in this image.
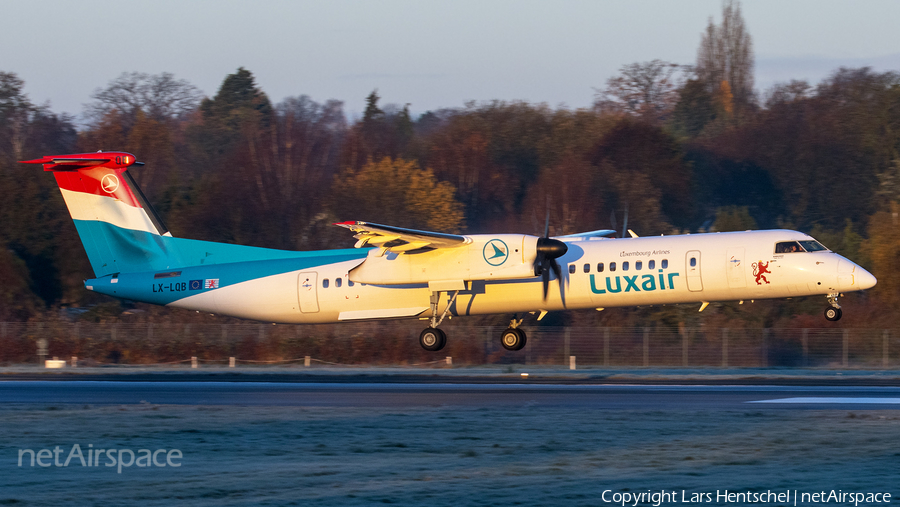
[2,1,899,329]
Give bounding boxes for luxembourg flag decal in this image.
[204,279,220,289]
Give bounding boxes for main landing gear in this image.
[417,291,531,352]
[419,327,447,351]
[420,321,529,352]
[500,317,527,351]
[418,290,460,352]
[824,293,843,322]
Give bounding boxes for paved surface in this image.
[4,366,900,385]
[3,377,899,505]
[3,381,900,410]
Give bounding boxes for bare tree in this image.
[268,95,346,205]
[224,95,348,248]
[85,72,203,127]
[764,80,811,108]
[696,0,754,111]
[0,72,32,161]
[594,60,688,124]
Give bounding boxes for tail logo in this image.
[101,174,120,193]
[482,239,508,266]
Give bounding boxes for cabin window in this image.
[690,257,697,267]
[335,278,342,288]
[636,261,642,270]
[775,241,803,254]
[322,279,329,288]
[648,260,655,270]
[583,263,590,273]
[623,261,629,271]
[661,259,668,269]
[610,262,617,272]
[597,263,604,273]
[348,280,354,287]
[569,264,576,274]
[799,240,828,252]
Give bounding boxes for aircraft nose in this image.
[856,266,877,290]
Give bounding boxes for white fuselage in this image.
[165,230,875,324]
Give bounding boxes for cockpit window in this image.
[798,240,828,252]
[775,241,803,254]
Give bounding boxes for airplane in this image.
[21,151,877,352]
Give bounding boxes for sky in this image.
[3,0,900,120]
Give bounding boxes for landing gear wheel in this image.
[824,307,842,322]
[500,328,527,351]
[419,328,447,351]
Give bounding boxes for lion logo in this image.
[752,260,771,285]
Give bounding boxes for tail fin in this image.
[20,152,182,277]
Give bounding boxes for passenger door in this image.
[297,272,319,313]
[686,250,703,291]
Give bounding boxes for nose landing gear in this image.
[824,293,842,322]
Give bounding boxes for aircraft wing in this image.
[554,229,617,240]
[334,221,470,253]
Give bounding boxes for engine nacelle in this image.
[348,234,539,285]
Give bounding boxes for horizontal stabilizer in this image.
[20,152,141,171]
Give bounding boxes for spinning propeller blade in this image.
[533,211,567,301]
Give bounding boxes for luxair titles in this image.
[591,250,677,294]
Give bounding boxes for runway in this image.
[3,379,899,506]
[2,381,900,409]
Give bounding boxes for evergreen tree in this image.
[195,67,272,160]
[362,89,384,127]
[670,79,716,137]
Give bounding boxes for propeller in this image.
[533,211,568,301]
[611,205,629,238]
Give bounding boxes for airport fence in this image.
[1,322,898,368]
